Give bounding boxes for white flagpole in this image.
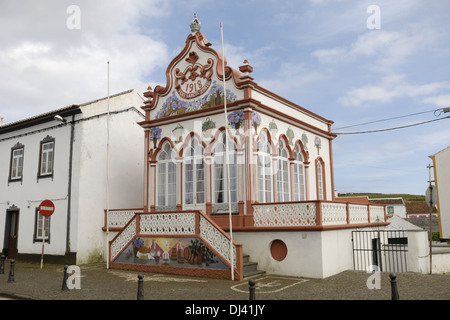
[106,61,110,269]
[220,22,234,281]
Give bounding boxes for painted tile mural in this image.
[155,81,237,119]
[114,237,229,270]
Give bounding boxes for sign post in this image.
[39,200,55,269]
[426,164,438,274]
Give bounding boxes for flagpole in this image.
[220,22,234,281]
[106,61,110,269]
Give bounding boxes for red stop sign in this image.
[39,200,55,217]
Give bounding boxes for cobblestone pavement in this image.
[0,260,449,301]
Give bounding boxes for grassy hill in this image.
[337,193,425,202]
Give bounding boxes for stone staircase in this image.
[243,253,265,279]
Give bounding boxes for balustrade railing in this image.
[103,208,143,231]
[253,201,386,228]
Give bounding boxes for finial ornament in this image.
[190,13,201,33]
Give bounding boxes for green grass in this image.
[337,193,425,202]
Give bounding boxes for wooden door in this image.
[6,209,19,259]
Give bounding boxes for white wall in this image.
[74,92,145,264]
[434,147,450,239]
[233,229,354,279]
[0,117,79,257]
[0,90,145,264]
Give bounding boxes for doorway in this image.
[3,207,19,259]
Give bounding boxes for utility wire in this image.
[335,115,450,135]
[333,108,442,130]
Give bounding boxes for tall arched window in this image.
[277,139,290,202]
[316,158,325,200]
[293,144,306,201]
[157,142,176,209]
[257,131,272,203]
[183,135,205,209]
[212,131,238,212]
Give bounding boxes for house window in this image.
[257,132,272,203]
[387,206,394,215]
[277,139,290,202]
[9,143,24,182]
[39,136,55,178]
[213,131,238,205]
[34,208,50,243]
[316,158,325,200]
[157,142,176,208]
[183,135,205,207]
[293,145,305,201]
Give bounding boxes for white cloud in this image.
[339,74,450,107]
[422,94,450,107]
[312,23,437,72]
[0,0,171,123]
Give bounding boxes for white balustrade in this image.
[110,218,136,260]
[348,204,369,224]
[107,209,142,229]
[369,205,385,223]
[200,215,236,267]
[253,201,386,228]
[140,212,196,235]
[321,202,347,225]
[253,202,317,227]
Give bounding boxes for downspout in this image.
[66,114,75,257]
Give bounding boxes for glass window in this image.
[317,160,324,200]
[34,208,50,243]
[39,138,55,177]
[293,145,305,201]
[257,132,272,203]
[277,140,290,202]
[10,144,24,181]
[184,136,205,206]
[157,142,176,207]
[213,131,238,204]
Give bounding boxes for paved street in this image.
[0,260,449,302]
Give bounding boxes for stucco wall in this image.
[233,229,354,279]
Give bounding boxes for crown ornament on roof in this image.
[190,13,201,33]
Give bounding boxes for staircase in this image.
[243,253,265,279]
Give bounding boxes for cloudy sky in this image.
[1,0,449,195]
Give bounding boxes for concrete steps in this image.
[243,253,265,279]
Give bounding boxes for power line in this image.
[333,108,441,130]
[335,116,450,135]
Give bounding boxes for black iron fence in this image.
[352,230,408,273]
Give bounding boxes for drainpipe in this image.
[66,115,75,257]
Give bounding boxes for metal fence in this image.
[352,230,408,273]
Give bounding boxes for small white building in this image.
[430,146,450,240]
[369,198,407,218]
[0,90,144,264]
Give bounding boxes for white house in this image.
[369,198,407,218]
[107,16,388,280]
[0,89,144,264]
[430,146,450,240]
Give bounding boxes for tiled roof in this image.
[404,200,437,214]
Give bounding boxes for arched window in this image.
[257,131,272,203]
[277,139,290,202]
[316,158,325,200]
[157,142,176,208]
[293,144,306,201]
[212,131,238,212]
[183,135,205,208]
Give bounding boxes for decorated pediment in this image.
[143,14,248,120]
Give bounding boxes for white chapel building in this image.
[107,16,388,280]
